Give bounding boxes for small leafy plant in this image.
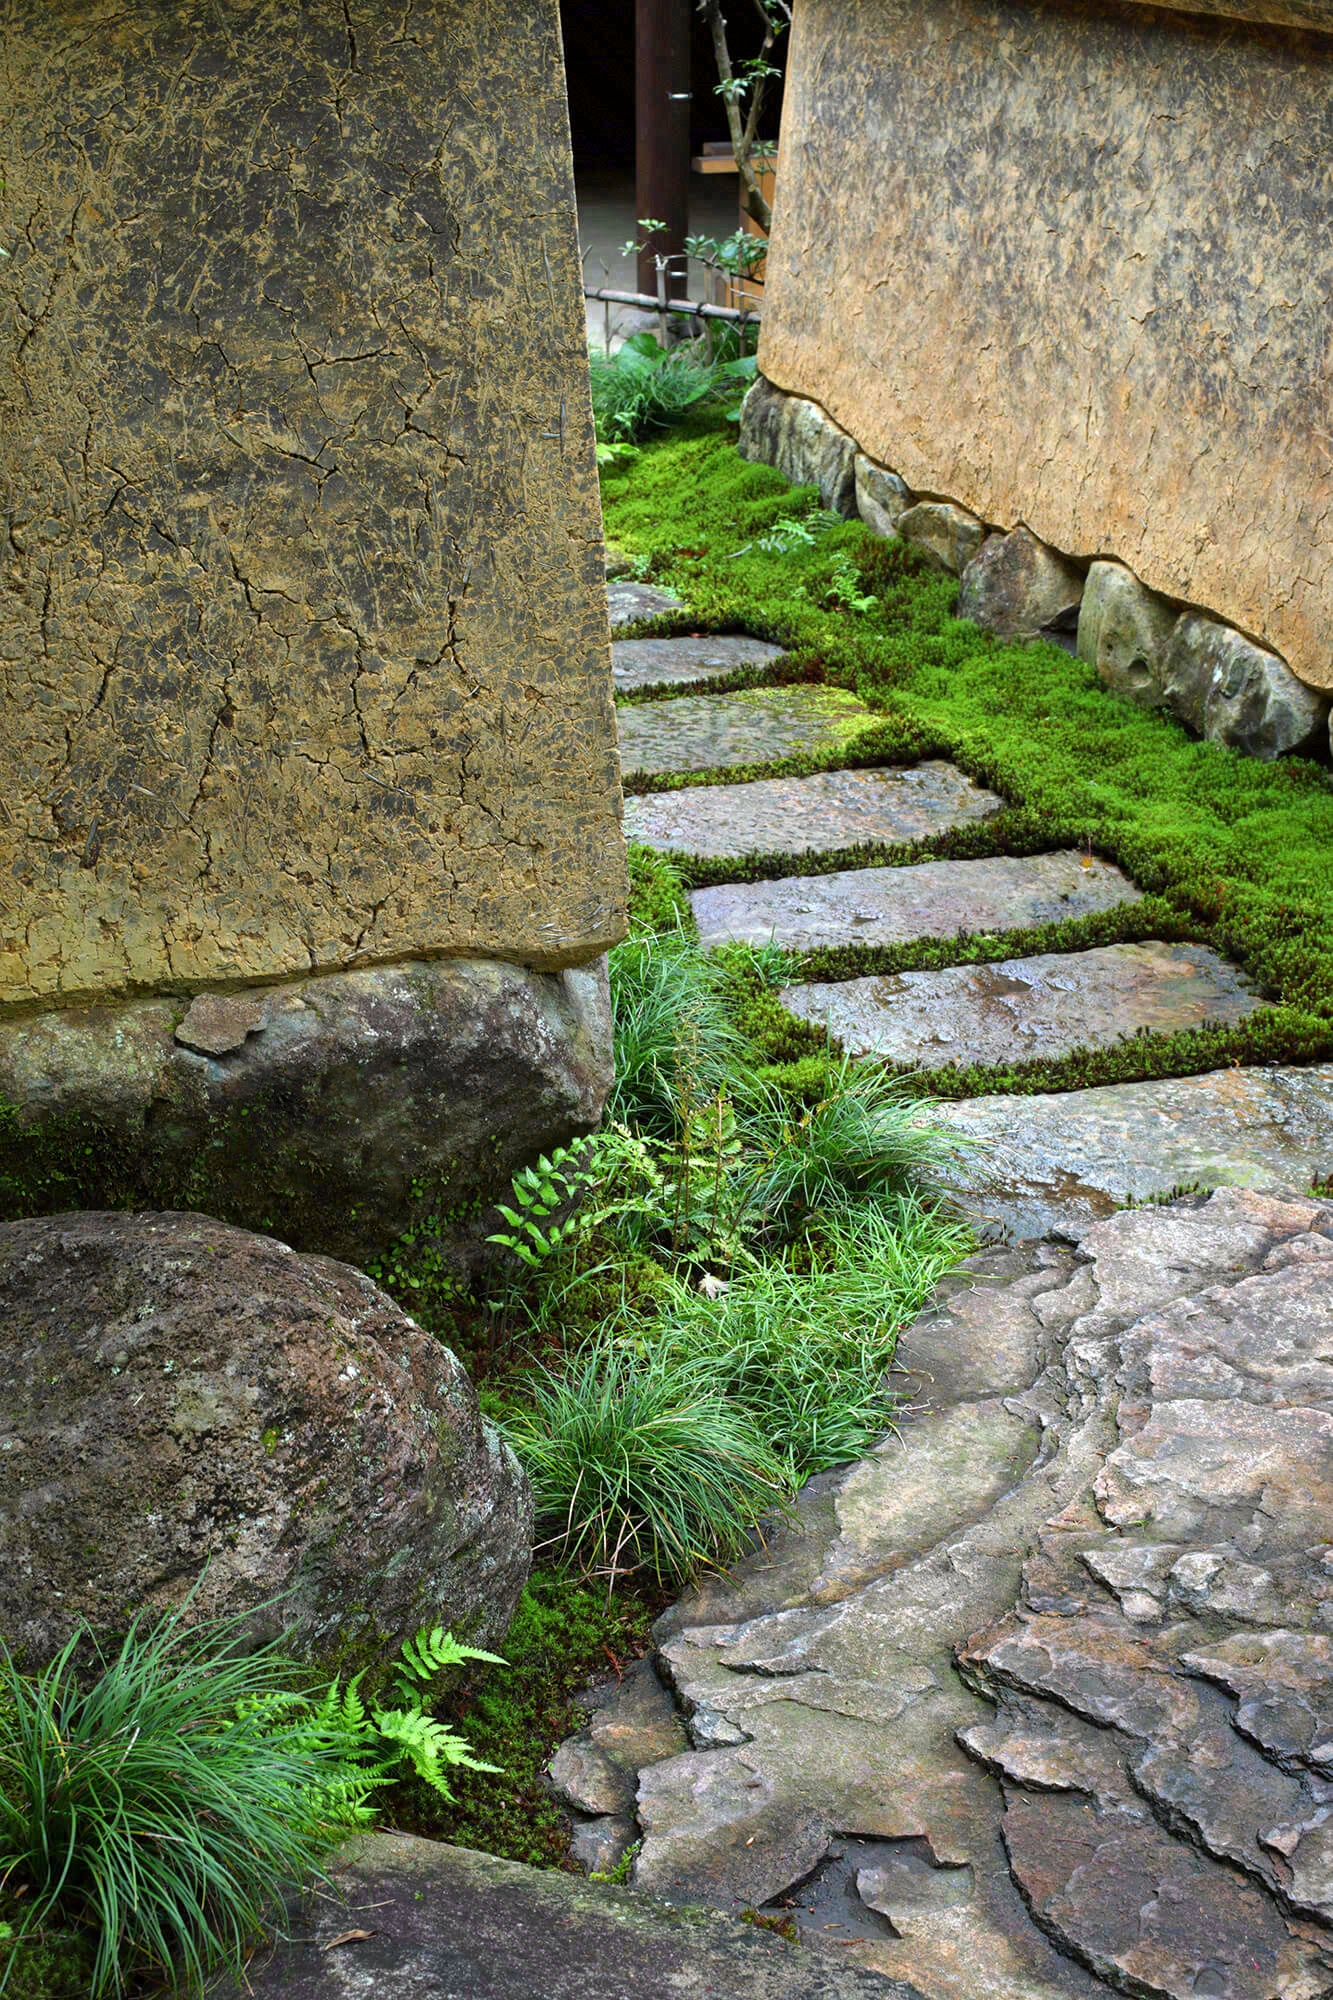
[0,1610,503,1998]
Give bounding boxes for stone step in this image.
[618,685,879,778]
[624,762,1003,858]
[607,579,684,626]
[934,1061,1333,1240]
[613,633,785,692]
[211,1829,926,2000]
[691,850,1139,952]
[781,941,1261,1069]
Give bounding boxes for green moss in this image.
[379,1572,659,1869]
[0,1917,94,2000]
[625,844,692,937]
[603,420,1333,1098]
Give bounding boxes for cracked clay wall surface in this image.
[760,0,1333,689]
[0,0,627,1010]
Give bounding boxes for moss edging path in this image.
[600,419,1333,1234]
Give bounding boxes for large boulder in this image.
[0,1210,532,1670]
[0,956,612,1267]
[1160,611,1329,759]
[1077,559,1177,706]
[957,526,1084,639]
[738,375,858,516]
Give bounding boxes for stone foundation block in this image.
[1077,561,1177,706]
[0,955,612,1265]
[854,451,913,537]
[896,499,987,575]
[958,526,1084,639]
[738,376,857,516]
[1160,612,1329,760]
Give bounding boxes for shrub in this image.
[503,1338,790,1584]
[0,1609,351,1997]
[653,1193,971,1479]
[736,1054,969,1236]
[0,1610,501,1998]
[589,332,752,447]
[605,924,742,1136]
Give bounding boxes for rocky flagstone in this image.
[550,1191,1333,2000]
[935,1061,1333,1238]
[612,634,785,691]
[781,941,1261,1069]
[691,850,1138,951]
[624,763,1003,858]
[617,685,878,777]
[607,579,685,626]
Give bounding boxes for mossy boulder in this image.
[0,1210,532,1671]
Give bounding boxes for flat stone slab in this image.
[935,1061,1333,1239]
[209,1832,924,1999]
[782,941,1261,1068]
[564,1190,1333,2000]
[618,686,879,777]
[691,850,1139,951]
[612,634,785,691]
[607,580,684,626]
[624,762,1003,858]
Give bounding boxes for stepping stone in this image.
[618,685,878,778]
[935,1061,1333,1240]
[613,634,784,692]
[782,941,1261,1068]
[607,579,684,626]
[691,850,1138,951]
[624,762,1003,857]
[211,1830,924,2000]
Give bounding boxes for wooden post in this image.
[635,0,691,302]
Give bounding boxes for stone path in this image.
[614,634,785,691]
[617,684,878,777]
[564,613,1333,1998]
[691,851,1138,952]
[610,624,1332,1224]
[781,941,1261,1068]
[624,761,1002,856]
[551,1190,1333,2000]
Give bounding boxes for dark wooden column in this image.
[635,0,692,299]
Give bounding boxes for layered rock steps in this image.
[580,602,1333,1998]
[549,1193,1333,2000]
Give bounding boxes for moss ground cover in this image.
[601,419,1333,1095]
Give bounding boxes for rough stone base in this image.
[740,375,1330,759]
[0,955,612,1265]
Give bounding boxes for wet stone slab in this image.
[607,580,685,627]
[617,685,878,777]
[624,762,1003,858]
[691,850,1139,951]
[935,1062,1333,1239]
[782,941,1261,1069]
[612,634,785,692]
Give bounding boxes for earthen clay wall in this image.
[760,0,1333,689]
[0,0,625,1010]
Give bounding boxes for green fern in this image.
[284,1626,507,1814]
[396,1625,504,1689]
